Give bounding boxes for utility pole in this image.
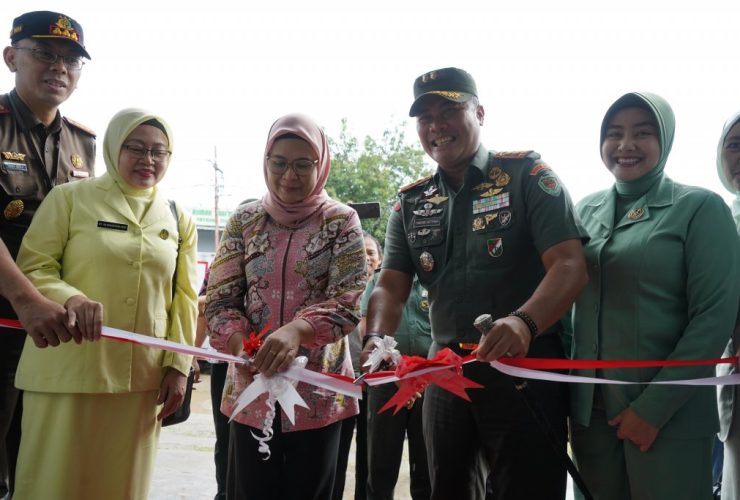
[212,146,223,249]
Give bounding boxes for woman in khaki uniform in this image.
[13,108,198,500]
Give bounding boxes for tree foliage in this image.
[326,118,431,245]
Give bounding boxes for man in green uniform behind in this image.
[362,67,588,499]
[363,274,432,499]
[0,11,95,496]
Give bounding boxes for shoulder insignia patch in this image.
[529,162,551,176]
[494,150,533,160]
[538,175,562,197]
[399,174,433,193]
[63,117,96,137]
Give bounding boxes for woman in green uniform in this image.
[569,92,740,499]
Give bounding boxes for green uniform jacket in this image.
[361,272,432,357]
[15,174,199,393]
[570,176,740,438]
[383,146,586,345]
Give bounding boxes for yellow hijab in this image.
[102,108,174,220]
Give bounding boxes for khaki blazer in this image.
[15,173,198,393]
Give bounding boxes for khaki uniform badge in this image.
[4,200,24,219]
[71,154,83,168]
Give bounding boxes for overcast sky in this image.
[3,0,739,213]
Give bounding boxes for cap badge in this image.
[50,16,80,42]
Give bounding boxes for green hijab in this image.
[716,111,740,231]
[600,92,675,197]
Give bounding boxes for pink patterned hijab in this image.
[261,114,331,227]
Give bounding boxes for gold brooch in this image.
[627,208,645,220]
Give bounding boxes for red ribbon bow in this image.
[379,348,484,415]
[242,321,271,357]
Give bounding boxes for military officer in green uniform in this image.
[362,274,432,499]
[362,67,588,500]
[0,11,95,495]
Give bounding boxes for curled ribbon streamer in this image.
[379,348,484,414]
[232,357,310,459]
[363,335,402,372]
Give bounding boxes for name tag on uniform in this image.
[71,169,89,178]
[97,221,128,231]
[2,161,28,173]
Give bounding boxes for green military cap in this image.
[409,67,477,117]
[10,11,90,59]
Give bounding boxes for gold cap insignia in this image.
[4,200,24,220]
[50,16,80,42]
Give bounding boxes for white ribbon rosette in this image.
[229,356,310,459]
[363,335,402,372]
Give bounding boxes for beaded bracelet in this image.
[362,332,385,348]
[508,310,538,339]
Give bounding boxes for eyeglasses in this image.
[12,46,85,70]
[122,145,171,162]
[266,156,317,176]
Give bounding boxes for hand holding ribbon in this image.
[363,335,402,372]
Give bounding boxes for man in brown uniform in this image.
[0,10,95,496]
